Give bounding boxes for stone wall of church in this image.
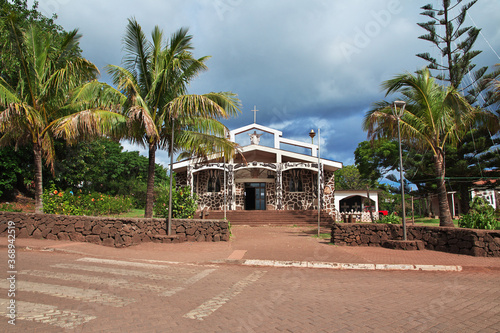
[323,171,336,215]
[180,166,337,213]
[175,172,188,188]
[282,170,316,210]
[235,183,245,209]
[193,170,228,210]
[266,182,276,209]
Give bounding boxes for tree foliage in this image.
[416,0,500,213]
[354,139,399,185]
[364,68,486,226]
[458,196,498,230]
[0,0,63,88]
[334,165,371,191]
[53,18,241,218]
[0,10,98,212]
[416,0,494,93]
[47,138,168,206]
[0,146,26,198]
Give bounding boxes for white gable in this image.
[230,123,318,157]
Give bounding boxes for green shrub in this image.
[153,186,198,219]
[43,185,134,216]
[459,197,498,230]
[377,212,400,224]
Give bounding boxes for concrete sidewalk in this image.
[2,225,499,271]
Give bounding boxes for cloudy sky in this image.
[31,0,500,167]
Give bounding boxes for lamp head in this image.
[392,101,406,118]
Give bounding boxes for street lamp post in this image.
[167,118,174,235]
[316,129,321,237]
[392,101,407,241]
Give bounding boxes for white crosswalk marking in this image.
[52,262,216,297]
[160,268,217,296]
[77,257,204,272]
[183,270,267,321]
[1,257,226,330]
[0,280,134,307]
[20,270,177,296]
[0,298,96,329]
[53,263,178,281]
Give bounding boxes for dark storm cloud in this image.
[30,0,500,166]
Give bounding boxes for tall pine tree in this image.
[416,0,500,213]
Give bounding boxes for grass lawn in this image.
[335,216,460,227]
[110,208,145,218]
[411,217,459,227]
[311,232,331,239]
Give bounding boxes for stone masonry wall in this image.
[0,212,229,248]
[331,223,500,257]
[282,170,315,210]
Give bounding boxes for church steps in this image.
[206,210,334,227]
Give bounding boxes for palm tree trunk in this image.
[34,143,43,214]
[434,150,453,227]
[144,144,157,218]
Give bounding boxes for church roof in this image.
[171,122,343,172]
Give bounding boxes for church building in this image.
[172,112,344,217]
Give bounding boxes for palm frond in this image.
[126,106,159,142]
[122,18,152,92]
[0,103,45,135]
[367,67,479,157]
[165,93,238,120]
[0,77,20,105]
[70,80,125,110]
[49,109,127,144]
[175,130,237,162]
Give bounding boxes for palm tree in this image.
[0,19,98,213]
[54,18,240,218]
[363,68,489,227]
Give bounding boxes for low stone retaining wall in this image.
[0,212,229,248]
[331,223,500,257]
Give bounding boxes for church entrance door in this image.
[245,183,266,210]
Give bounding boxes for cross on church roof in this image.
[252,105,258,123]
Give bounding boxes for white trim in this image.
[229,123,283,143]
[172,144,342,172]
[279,137,318,157]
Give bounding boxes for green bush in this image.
[377,212,401,224]
[459,197,498,230]
[153,186,198,219]
[43,185,134,216]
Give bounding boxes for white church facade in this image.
[172,122,344,216]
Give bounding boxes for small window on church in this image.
[207,171,221,193]
[289,170,303,192]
